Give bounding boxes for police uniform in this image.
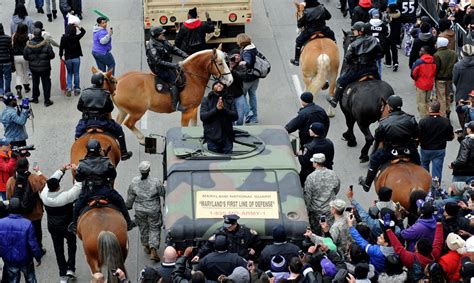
[197,214,261,260]
[75,83,132,160]
[126,161,165,253]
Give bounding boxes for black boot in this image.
[52,9,58,19]
[358,168,377,192]
[23,84,31,93]
[118,135,133,161]
[47,14,52,22]
[170,85,186,112]
[328,85,344,108]
[15,85,22,99]
[290,46,302,66]
[37,7,44,13]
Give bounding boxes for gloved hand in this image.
[20,98,30,110]
[171,63,180,69]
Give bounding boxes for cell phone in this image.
[455,129,463,134]
[265,271,274,278]
[345,206,353,212]
[396,202,401,210]
[320,215,326,223]
[461,100,469,105]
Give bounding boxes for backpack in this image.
[12,173,37,214]
[408,256,426,282]
[250,51,271,78]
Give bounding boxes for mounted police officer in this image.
[328,21,383,108]
[290,0,336,66]
[192,214,261,261]
[68,139,135,233]
[146,26,188,112]
[359,95,420,191]
[75,73,133,161]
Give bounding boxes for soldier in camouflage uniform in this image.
[303,153,340,233]
[126,161,165,261]
[321,199,354,257]
[192,214,262,261]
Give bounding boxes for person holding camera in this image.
[449,121,474,182]
[0,138,18,201]
[456,90,474,129]
[200,80,237,154]
[1,93,31,147]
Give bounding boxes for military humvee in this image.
[163,126,309,250]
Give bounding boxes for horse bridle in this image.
[103,75,117,93]
[181,49,231,82]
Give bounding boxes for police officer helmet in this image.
[387,95,403,110]
[86,139,101,154]
[150,26,165,39]
[363,22,372,34]
[91,73,105,87]
[351,21,366,32]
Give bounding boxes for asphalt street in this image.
[0,0,462,281]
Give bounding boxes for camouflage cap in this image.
[329,199,346,212]
[310,153,325,163]
[139,161,151,173]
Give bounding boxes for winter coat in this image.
[451,135,474,176]
[0,34,13,64]
[350,227,396,273]
[200,91,238,144]
[175,18,215,55]
[352,6,371,24]
[285,102,330,147]
[59,27,86,59]
[401,216,437,251]
[23,36,55,73]
[227,63,247,99]
[434,47,457,80]
[12,33,28,56]
[439,250,464,282]
[299,136,335,171]
[0,214,42,267]
[197,251,247,281]
[10,15,33,35]
[411,54,436,91]
[387,10,402,45]
[439,29,456,51]
[6,173,47,221]
[0,154,17,193]
[377,271,408,283]
[369,19,389,47]
[1,106,29,142]
[40,170,82,232]
[409,34,436,68]
[351,200,402,240]
[258,242,300,272]
[387,222,444,270]
[92,25,111,55]
[241,43,259,82]
[59,0,72,14]
[453,56,474,102]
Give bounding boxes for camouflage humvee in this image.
[163,125,309,250]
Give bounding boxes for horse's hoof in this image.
[359,156,369,163]
[347,140,357,147]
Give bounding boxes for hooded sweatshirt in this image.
[401,216,437,251]
[369,19,388,46]
[453,56,474,102]
[411,53,436,91]
[10,15,33,35]
[92,24,111,55]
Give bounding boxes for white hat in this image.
[446,233,466,254]
[436,37,449,48]
[330,199,346,212]
[138,161,151,173]
[310,153,326,163]
[466,236,474,252]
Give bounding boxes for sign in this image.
[195,191,279,219]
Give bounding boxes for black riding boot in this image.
[15,85,22,99]
[118,135,133,161]
[170,85,186,112]
[290,46,302,66]
[358,167,377,192]
[47,14,52,22]
[52,9,58,19]
[23,84,31,93]
[328,85,344,108]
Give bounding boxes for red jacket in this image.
[439,250,465,282]
[387,223,444,269]
[0,153,16,193]
[411,54,436,91]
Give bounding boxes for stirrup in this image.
[127,220,137,231]
[290,59,300,66]
[156,84,164,91]
[358,176,370,192]
[176,103,186,112]
[328,98,338,108]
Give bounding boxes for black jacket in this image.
[77,87,114,118]
[59,0,72,14]
[12,33,28,56]
[197,251,247,281]
[345,35,383,66]
[298,4,332,30]
[285,103,330,147]
[155,262,175,283]
[172,256,193,282]
[419,114,454,150]
[59,27,86,59]
[23,36,55,73]
[258,242,300,272]
[175,18,215,55]
[75,156,116,185]
[200,91,238,143]
[409,35,436,68]
[146,38,187,73]
[351,6,371,24]
[44,202,73,232]
[227,64,247,98]
[0,34,13,64]
[374,110,418,147]
[299,136,335,171]
[451,135,474,176]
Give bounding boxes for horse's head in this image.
[208,48,233,86]
[294,0,305,20]
[91,66,117,94]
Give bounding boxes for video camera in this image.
[11,145,35,157]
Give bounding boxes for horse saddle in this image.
[357,74,375,82]
[153,69,186,94]
[309,32,326,40]
[78,196,119,218]
[80,128,118,154]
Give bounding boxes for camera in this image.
[320,215,326,223]
[12,145,35,157]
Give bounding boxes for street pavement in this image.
[0,0,462,281]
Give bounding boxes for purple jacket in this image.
[92,25,112,55]
[0,214,42,267]
[401,217,437,252]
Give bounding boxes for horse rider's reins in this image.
[179,49,232,88]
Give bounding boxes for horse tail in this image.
[309,54,330,95]
[98,231,126,283]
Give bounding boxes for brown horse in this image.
[294,1,340,117]
[112,48,233,144]
[70,68,127,282]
